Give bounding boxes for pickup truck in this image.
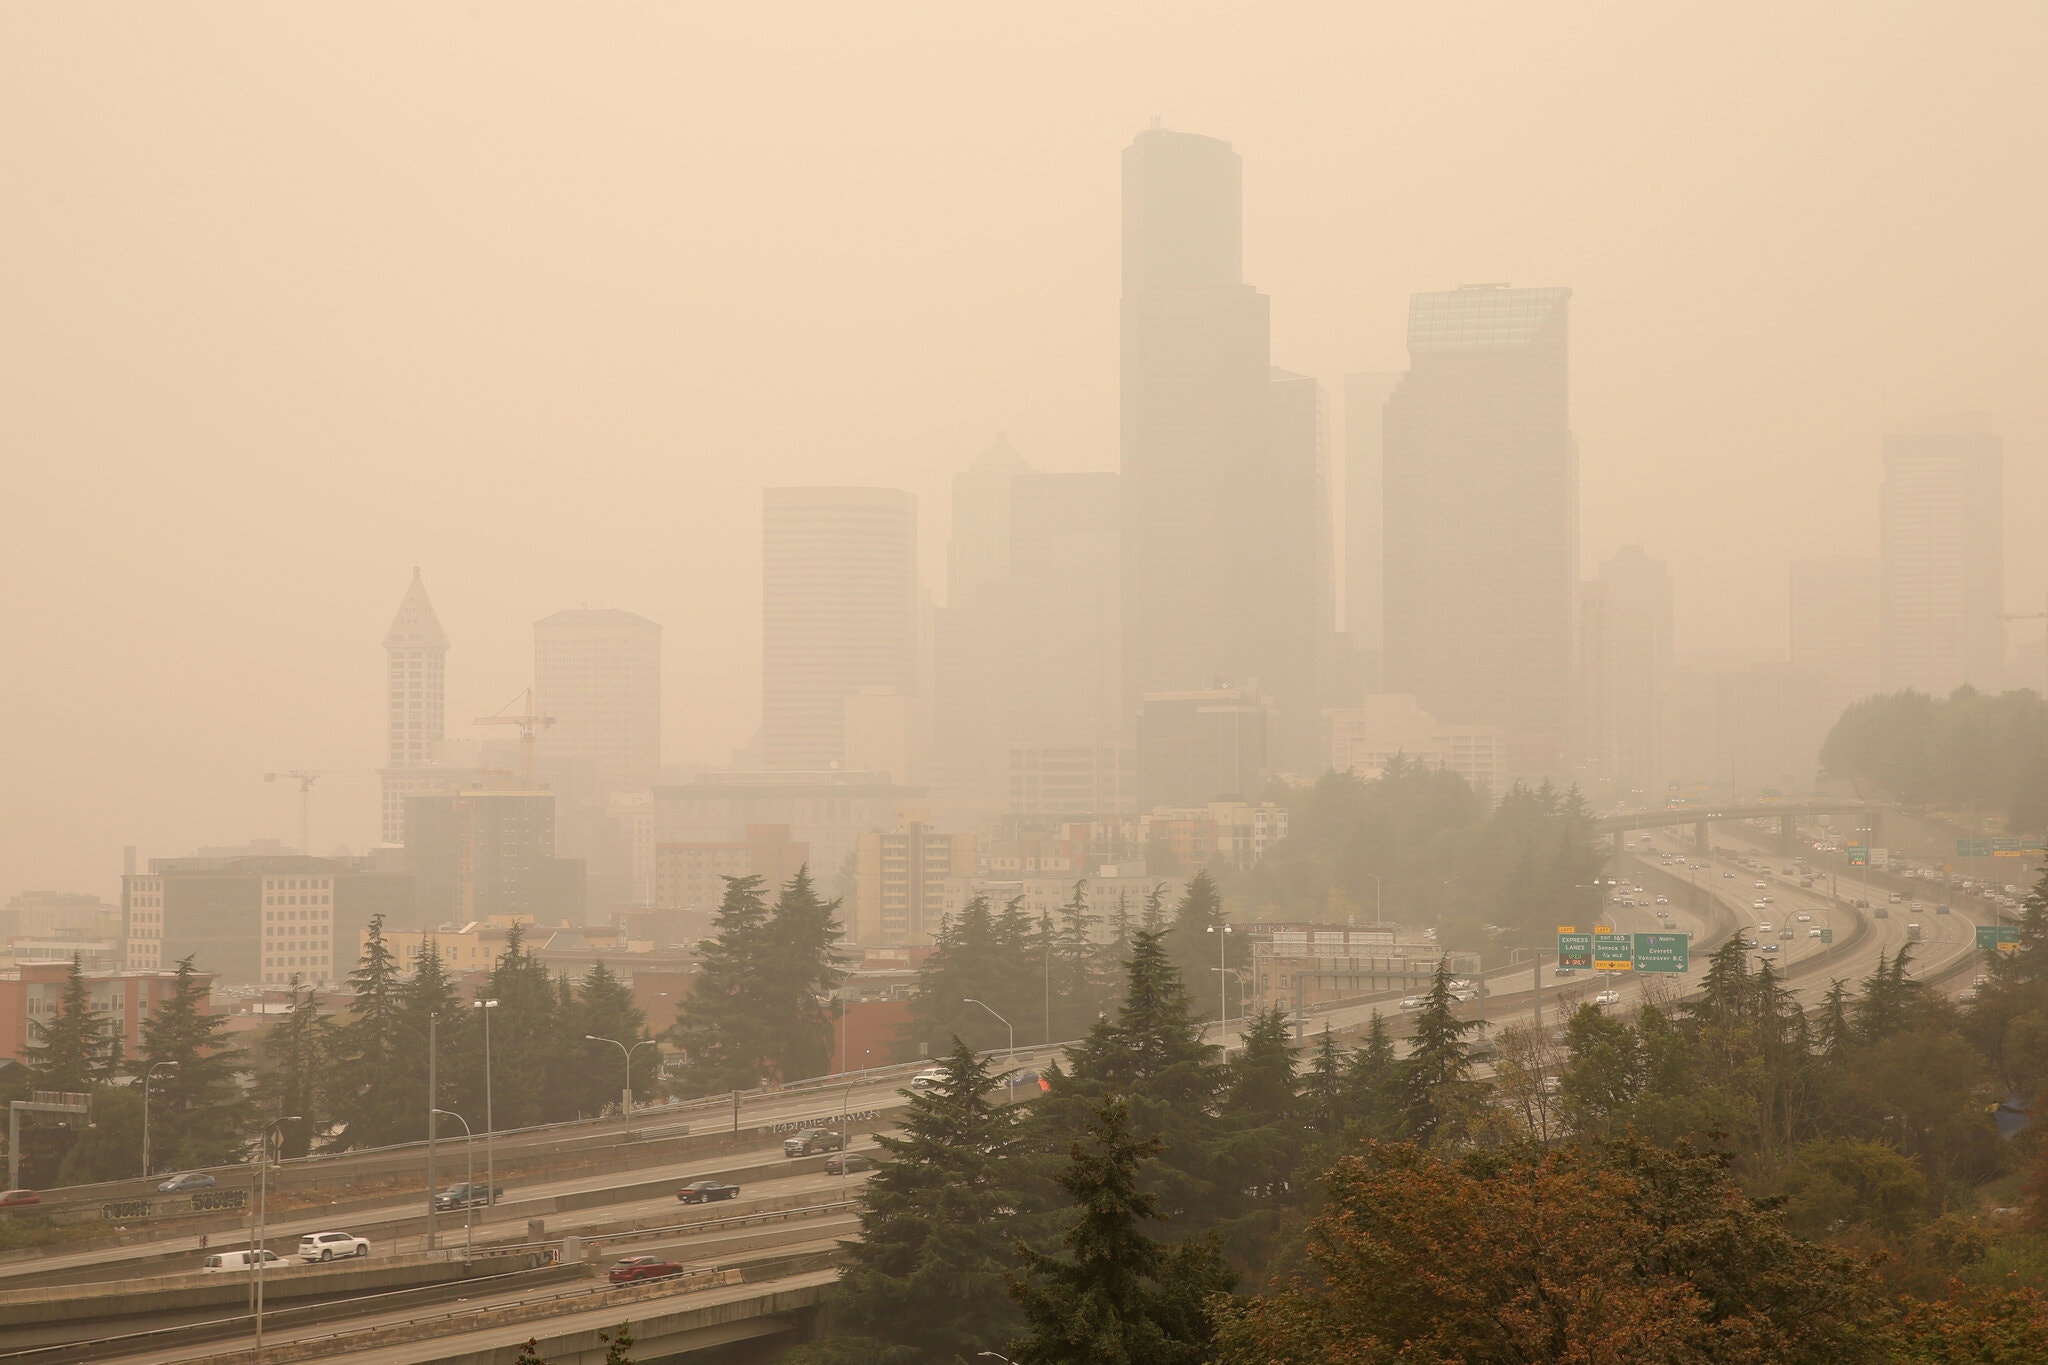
[433,1182,504,1211]
[784,1128,846,1157]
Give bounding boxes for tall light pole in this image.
[473,999,498,1213]
[141,1061,177,1179]
[1205,923,1233,1031]
[839,1077,857,1201]
[428,1109,475,1262]
[586,1035,660,1137]
[1364,872,1383,926]
[254,1114,302,1363]
[962,998,1014,1102]
[1510,948,1549,1033]
[1211,967,1248,1023]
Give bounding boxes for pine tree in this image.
[252,975,329,1158]
[326,913,404,1151]
[138,956,249,1170]
[669,875,775,1094]
[25,954,118,1094]
[1050,879,1105,1041]
[902,894,1026,1061]
[1344,1011,1402,1139]
[1305,1025,1347,1136]
[1815,978,1854,1057]
[1399,958,1484,1148]
[1006,1095,1235,1365]
[790,1040,1030,1364]
[762,867,845,1083]
[573,961,655,1119]
[1163,872,1239,1020]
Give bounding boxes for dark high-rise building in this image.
[1383,285,1576,779]
[1123,128,1327,762]
[1135,685,1272,810]
[405,789,583,925]
[1343,371,1403,674]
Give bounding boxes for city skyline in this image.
[7,8,2048,904]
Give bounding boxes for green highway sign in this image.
[1993,838,2044,857]
[1557,932,1593,970]
[1820,928,1834,944]
[1958,839,1992,859]
[1977,925,2021,951]
[1593,932,1635,972]
[1631,933,1690,973]
[1847,844,1868,866]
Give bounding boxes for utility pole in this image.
[425,1015,437,1253]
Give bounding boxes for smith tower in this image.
[378,568,451,844]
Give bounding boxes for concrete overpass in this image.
[1593,801,1884,858]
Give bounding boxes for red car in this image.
[607,1255,685,1284]
[0,1190,40,1208]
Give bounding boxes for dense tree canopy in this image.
[1822,687,2048,831]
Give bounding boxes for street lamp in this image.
[472,999,498,1214]
[1364,872,1383,926]
[428,1108,475,1261]
[1205,924,1234,1030]
[962,998,1015,1102]
[253,1114,302,1362]
[1211,966,1248,1024]
[586,1035,661,1136]
[141,1061,177,1179]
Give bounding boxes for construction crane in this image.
[264,771,329,855]
[475,688,556,788]
[2002,590,2048,698]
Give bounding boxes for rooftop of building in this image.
[384,566,449,649]
[1407,284,1571,352]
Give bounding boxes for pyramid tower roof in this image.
[383,567,449,650]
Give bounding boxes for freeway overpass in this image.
[1593,800,1884,857]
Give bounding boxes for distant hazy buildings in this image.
[855,821,976,945]
[1343,371,1403,679]
[761,487,920,772]
[1136,685,1272,810]
[1790,558,1881,715]
[653,770,919,889]
[1879,418,2004,697]
[534,608,662,796]
[1,962,211,1066]
[1579,546,1675,800]
[654,824,810,918]
[405,789,583,927]
[1119,127,1327,770]
[1382,285,1576,780]
[379,570,456,845]
[1326,694,1509,799]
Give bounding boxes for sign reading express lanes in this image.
[1631,933,1689,973]
[1556,931,1592,969]
[1593,932,1635,972]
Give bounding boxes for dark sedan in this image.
[677,1180,741,1205]
[607,1255,686,1284]
[157,1172,217,1193]
[824,1153,874,1175]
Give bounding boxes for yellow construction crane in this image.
[475,688,556,788]
[264,771,330,855]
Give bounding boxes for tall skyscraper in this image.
[761,486,919,771]
[1790,557,1880,716]
[1120,127,1282,730]
[534,608,662,796]
[1343,371,1403,661]
[1382,284,1577,779]
[1880,418,2004,696]
[378,569,452,845]
[1263,367,1333,769]
[1579,545,1674,799]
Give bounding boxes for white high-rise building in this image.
[761,487,919,771]
[1343,371,1402,657]
[1790,558,1880,716]
[1579,546,1674,799]
[378,569,454,845]
[1880,418,2004,697]
[534,608,662,796]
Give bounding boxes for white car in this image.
[1399,995,1428,1010]
[1795,913,1812,923]
[1754,881,1767,889]
[298,1231,370,1262]
[1753,900,1767,910]
[1594,990,1621,1006]
[1808,928,1822,938]
[908,1069,947,1092]
[1655,896,1669,905]
[1758,922,1772,932]
[1449,988,1479,1003]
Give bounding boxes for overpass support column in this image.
[1778,813,1796,854]
[1613,830,1626,862]
[1695,820,1710,857]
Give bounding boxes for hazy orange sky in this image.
[4,5,2044,902]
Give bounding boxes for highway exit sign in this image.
[1593,932,1635,972]
[1958,839,1993,859]
[1977,925,2021,952]
[1557,932,1593,969]
[1631,933,1690,973]
[1819,928,1834,944]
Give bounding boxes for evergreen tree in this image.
[25,955,119,1094]
[1556,1002,1642,1141]
[572,961,656,1119]
[1163,873,1239,1021]
[251,975,328,1158]
[1050,879,1106,1040]
[1399,958,1485,1148]
[1006,1095,1235,1365]
[1344,1011,1402,1139]
[1304,1026,1347,1137]
[1224,1005,1299,1121]
[669,875,776,1094]
[326,913,405,1151]
[762,867,845,1083]
[1816,979,1855,1057]
[791,1040,1030,1364]
[1140,883,1167,934]
[462,924,569,1129]
[901,895,1021,1061]
[138,956,249,1170]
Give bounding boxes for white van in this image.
[202,1249,286,1274]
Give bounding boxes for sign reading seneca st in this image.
[1593,933,1635,972]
